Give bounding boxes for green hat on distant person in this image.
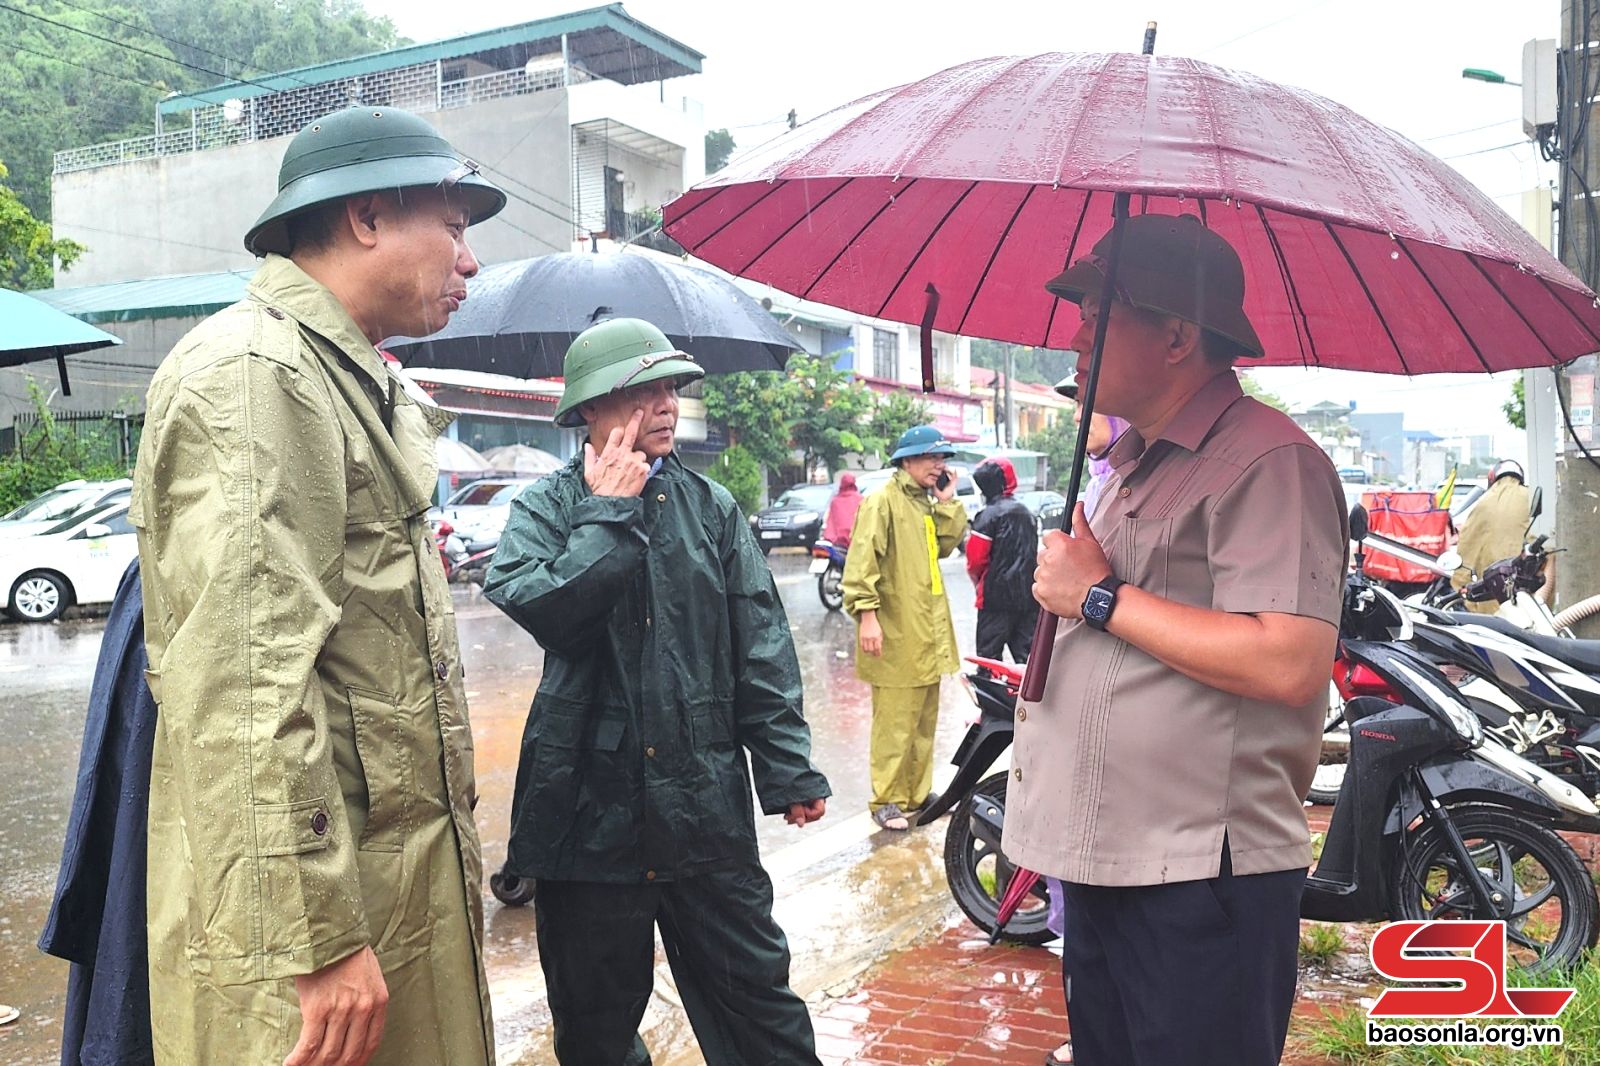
[890,424,956,463]
[244,105,507,257]
[554,317,705,428]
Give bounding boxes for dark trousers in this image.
[975,605,1038,663]
[535,864,821,1066]
[1059,845,1306,1066]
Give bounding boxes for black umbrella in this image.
[386,252,802,377]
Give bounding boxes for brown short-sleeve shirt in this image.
[1003,372,1347,886]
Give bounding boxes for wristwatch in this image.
[1081,576,1126,632]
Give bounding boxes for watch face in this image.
[1084,587,1113,623]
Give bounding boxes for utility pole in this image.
[1556,6,1600,635]
[1002,347,1016,447]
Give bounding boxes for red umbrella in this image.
[665,51,1600,375]
[667,47,1600,697]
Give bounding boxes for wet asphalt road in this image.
[0,548,986,1065]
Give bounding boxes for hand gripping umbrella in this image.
[664,38,1600,699]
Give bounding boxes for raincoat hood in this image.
[973,458,1018,502]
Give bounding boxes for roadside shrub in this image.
[708,443,763,516]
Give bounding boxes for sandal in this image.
[871,803,911,831]
[1044,1041,1072,1065]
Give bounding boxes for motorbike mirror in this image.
[1530,485,1543,522]
[1348,503,1368,543]
[1437,549,1463,573]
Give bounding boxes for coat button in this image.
[656,493,666,502]
[435,659,450,681]
[645,870,657,881]
[1118,486,1132,498]
[645,746,656,757]
[265,307,286,320]
[310,809,329,835]
[1014,767,1023,782]
[1017,707,1027,722]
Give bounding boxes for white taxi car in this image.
[0,501,138,622]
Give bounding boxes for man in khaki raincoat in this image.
[131,106,504,1066]
[1452,460,1534,613]
[842,425,968,831]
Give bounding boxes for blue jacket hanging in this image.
[38,558,154,1066]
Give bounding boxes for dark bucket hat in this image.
[1045,214,1264,358]
[245,106,506,256]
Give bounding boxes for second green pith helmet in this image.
[554,318,706,428]
[245,106,506,256]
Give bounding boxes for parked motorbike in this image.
[918,656,1054,945]
[1304,544,1600,973]
[809,538,846,612]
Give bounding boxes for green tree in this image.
[705,443,763,515]
[0,0,403,223]
[0,378,132,511]
[1503,375,1526,430]
[1021,416,1081,494]
[0,161,84,288]
[704,128,736,173]
[701,369,796,472]
[865,389,932,461]
[786,355,877,476]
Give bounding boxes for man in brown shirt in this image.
[1009,215,1347,1066]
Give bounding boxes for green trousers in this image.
[534,865,820,1066]
[869,682,941,812]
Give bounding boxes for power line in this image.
[1195,0,1333,56]
[1418,118,1522,144]
[1441,140,1528,160]
[48,0,268,84]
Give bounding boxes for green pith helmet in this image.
[244,106,507,256]
[554,318,705,428]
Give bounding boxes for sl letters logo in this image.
[1368,921,1576,1018]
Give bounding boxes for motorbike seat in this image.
[1448,611,1600,674]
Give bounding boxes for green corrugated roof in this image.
[33,271,253,325]
[162,4,703,115]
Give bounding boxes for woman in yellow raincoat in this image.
[842,426,968,830]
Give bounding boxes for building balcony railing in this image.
[54,59,593,175]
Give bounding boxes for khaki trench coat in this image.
[841,469,967,687]
[130,255,493,1064]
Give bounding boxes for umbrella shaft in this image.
[1020,191,1130,703]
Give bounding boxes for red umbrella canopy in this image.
[665,52,1600,374]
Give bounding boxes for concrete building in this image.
[1349,411,1406,484]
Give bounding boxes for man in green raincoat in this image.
[483,317,832,1066]
[842,426,968,831]
[131,107,503,1066]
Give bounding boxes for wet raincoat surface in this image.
[483,452,830,882]
[1452,475,1533,613]
[842,469,967,686]
[130,255,492,1065]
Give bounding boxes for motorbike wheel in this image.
[1389,804,1599,974]
[818,563,844,612]
[943,771,1055,946]
[490,868,537,907]
[1306,682,1349,807]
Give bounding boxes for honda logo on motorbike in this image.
[1368,921,1575,1018]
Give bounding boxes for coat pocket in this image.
[346,686,417,852]
[252,797,335,857]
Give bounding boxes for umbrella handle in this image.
[1019,192,1131,704]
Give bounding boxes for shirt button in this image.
[657,493,667,502]
[645,870,657,881]
[310,809,329,836]
[1017,707,1027,722]
[645,746,656,758]
[1118,486,1132,499]
[1014,767,1023,782]
[265,307,286,320]
[435,660,450,681]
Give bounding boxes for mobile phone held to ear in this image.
[935,471,952,492]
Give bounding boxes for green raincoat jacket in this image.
[130,255,493,1065]
[1452,476,1533,614]
[842,470,968,687]
[483,453,830,883]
